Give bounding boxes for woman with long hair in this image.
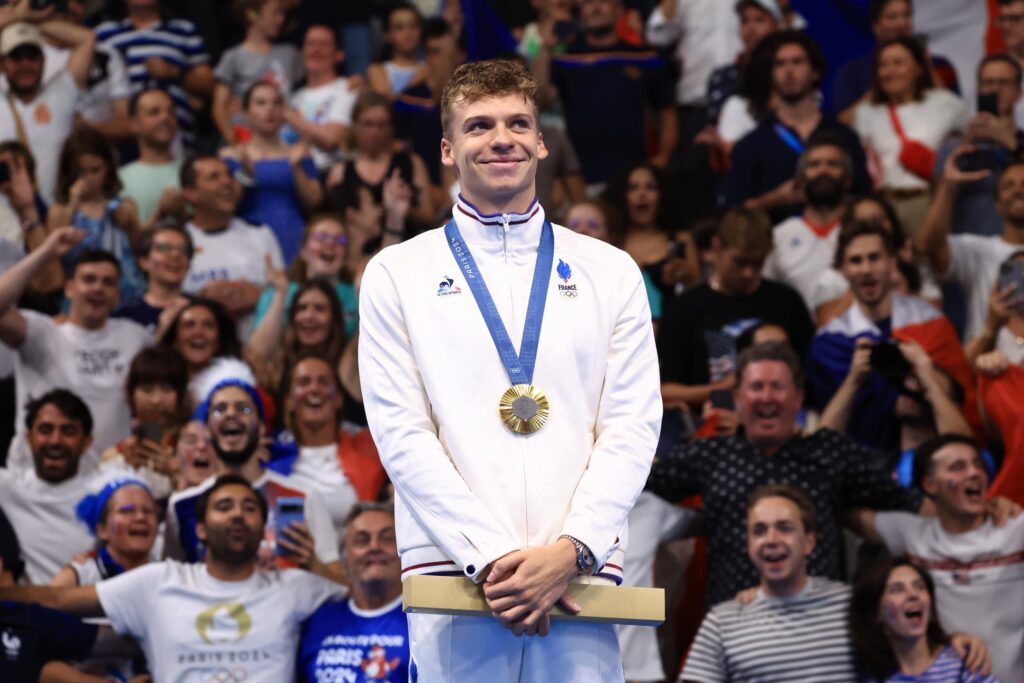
[853,36,968,237]
[367,2,425,98]
[849,555,996,682]
[158,298,241,382]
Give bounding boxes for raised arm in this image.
[818,338,873,432]
[0,227,84,347]
[38,17,95,89]
[917,146,991,275]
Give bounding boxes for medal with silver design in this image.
[445,211,554,434]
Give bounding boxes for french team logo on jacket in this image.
[437,276,461,296]
[556,259,578,298]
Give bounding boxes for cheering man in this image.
[359,59,662,680]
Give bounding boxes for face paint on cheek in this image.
[882,602,900,623]
[947,480,959,495]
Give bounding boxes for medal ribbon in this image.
[444,217,553,386]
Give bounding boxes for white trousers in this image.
[408,612,625,682]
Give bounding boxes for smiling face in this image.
[287,357,341,435]
[877,43,921,101]
[879,564,931,642]
[625,166,659,228]
[173,305,220,370]
[27,404,91,483]
[291,287,333,348]
[176,420,215,488]
[996,164,1024,226]
[302,25,341,77]
[343,510,401,591]
[3,44,44,98]
[840,234,896,309]
[923,442,989,520]
[301,218,348,278]
[98,485,158,561]
[735,360,803,454]
[747,496,815,595]
[66,261,120,329]
[131,89,177,150]
[184,158,241,220]
[141,228,190,288]
[207,386,261,467]
[441,93,547,214]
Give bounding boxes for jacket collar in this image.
[451,194,546,253]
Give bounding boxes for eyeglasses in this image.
[310,232,349,246]
[113,503,157,518]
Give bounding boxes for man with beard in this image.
[762,134,852,309]
[298,502,409,683]
[808,222,978,452]
[1,475,345,682]
[118,88,183,226]
[165,359,343,583]
[0,389,97,584]
[0,228,152,471]
[919,160,1024,342]
[0,1,95,203]
[534,0,677,185]
[725,31,870,224]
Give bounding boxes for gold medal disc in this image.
[499,384,550,434]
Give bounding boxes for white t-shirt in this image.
[875,512,1024,683]
[717,95,757,144]
[6,311,152,471]
[290,77,358,171]
[96,561,344,682]
[0,70,79,204]
[184,218,284,340]
[853,89,969,191]
[289,444,359,537]
[945,234,1022,340]
[763,216,841,310]
[0,467,96,584]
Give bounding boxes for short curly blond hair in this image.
[440,59,539,139]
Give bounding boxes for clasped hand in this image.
[482,538,582,637]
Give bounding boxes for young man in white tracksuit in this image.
[358,59,662,682]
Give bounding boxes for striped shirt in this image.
[681,578,856,683]
[94,18,208,147]
[871,646,996,683]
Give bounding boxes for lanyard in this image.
[444,217,553,386]
[773,123,805,155]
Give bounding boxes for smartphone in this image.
[710,389,735,411]
[999,259,1024,313]
[870,342,911,385]
[956,144,1008,173]
[978,92,1000,117]
[0,161,9,184]
[274,497,305,557]
[135,421,164,444]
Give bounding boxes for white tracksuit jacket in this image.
[358,197,662,584]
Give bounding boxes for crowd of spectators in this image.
[0,0,1023,681]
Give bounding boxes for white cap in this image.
[0,22,42,57]
[736,0,785,21]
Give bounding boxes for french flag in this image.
[807,295,979,451]
[979,367,1024,506]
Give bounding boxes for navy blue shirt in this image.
[551,40,674,184]
[0,602,97,681]
[298,597,409,683]
[725,112,871,224]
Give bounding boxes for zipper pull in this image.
[501,214,511,260]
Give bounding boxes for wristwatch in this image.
[560,534,596,576]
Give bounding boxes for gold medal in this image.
[499,384,550,434]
